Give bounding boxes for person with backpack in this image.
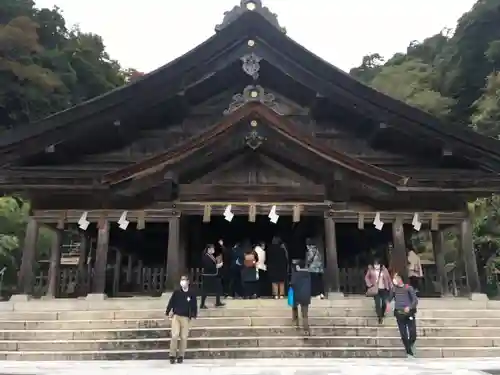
[290,259,311,332]
[390,273,419,358]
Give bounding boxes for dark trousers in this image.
[200,275,222,306]
[395,311,417,354]
[292,303,310,330]
[258,270,269,297]
[228,267,242,297]
[409,276,422,293]
[310,272,324,296]
[242,281,257,298]
[374,289,390,319]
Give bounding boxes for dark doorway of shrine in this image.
[186,215,322,268]
[336,223,393,269]
[110,223,169,266]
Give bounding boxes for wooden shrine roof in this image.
[1,0,500,177]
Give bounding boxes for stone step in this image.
[2,297,500,312]
[0,336,498,352]
[1,316,499,330]
[1,326,498,340]
[1,308,499,321]
[2,346,500,360]
[0,326,499,341]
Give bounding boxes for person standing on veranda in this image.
[254,241,267,297]
[267,236,289,299]
[306,238,325,299]
[166,275,198,364]
[200,244,225,309]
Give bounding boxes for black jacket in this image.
[201,252,219,276]
[291,267,311,306]
[166,289,198,319]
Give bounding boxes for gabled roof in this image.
[103,102,407,190]
[1,0,500,171]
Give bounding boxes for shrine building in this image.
[1,0,500,299]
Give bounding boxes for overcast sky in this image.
[34,0,476,73]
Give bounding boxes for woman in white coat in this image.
[254,242,267,297]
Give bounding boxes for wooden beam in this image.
[32,207,467,224]
[179,183,326,202]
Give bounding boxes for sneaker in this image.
[177,357,184,364]
[215,302,225,307]
[319,294,325,299]
[200,305,208,310]
[274,296,278,300]
[169,356,176,364]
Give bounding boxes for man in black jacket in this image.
[166,275,198,364]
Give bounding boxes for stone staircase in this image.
[1,296,500,360]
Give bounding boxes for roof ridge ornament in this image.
[215,0,286,34]
[223,85,282,115]
[241,53,262,80]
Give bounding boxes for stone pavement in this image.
[1,358,500,375]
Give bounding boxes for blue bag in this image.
[287,286,294,307]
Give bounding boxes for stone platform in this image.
[1,296,500,360]
[1,358,500,375]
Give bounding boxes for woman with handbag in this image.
[364,258,392,324]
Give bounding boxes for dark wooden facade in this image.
[2,0,500,299]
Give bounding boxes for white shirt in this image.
[254,245,267,271]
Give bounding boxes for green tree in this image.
[0,16,64,128]
[471,72,500,138]
[370,59,455,118]
[0,2,130,291]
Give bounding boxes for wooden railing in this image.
[33,265,466,298]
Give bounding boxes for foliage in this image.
[370,59,455,118]
[0,2,126,130]
[0,2,127,289]
[0,197,53,287]
[471,72,500,138]
[349,0,500,279]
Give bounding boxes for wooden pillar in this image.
[391,217,407,278]
[460,217,481,294]
[166,216,180,290]
[178,216,188,274]
[91,219,110,295]
[77,233,89,295]
[112,249,122,296]
[17,218,39,295]
[46,229,63,298]
[324,216,340,293]
[431,229,449,296]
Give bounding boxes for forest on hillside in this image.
[1,0,500,290]
[349,0,500,281]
